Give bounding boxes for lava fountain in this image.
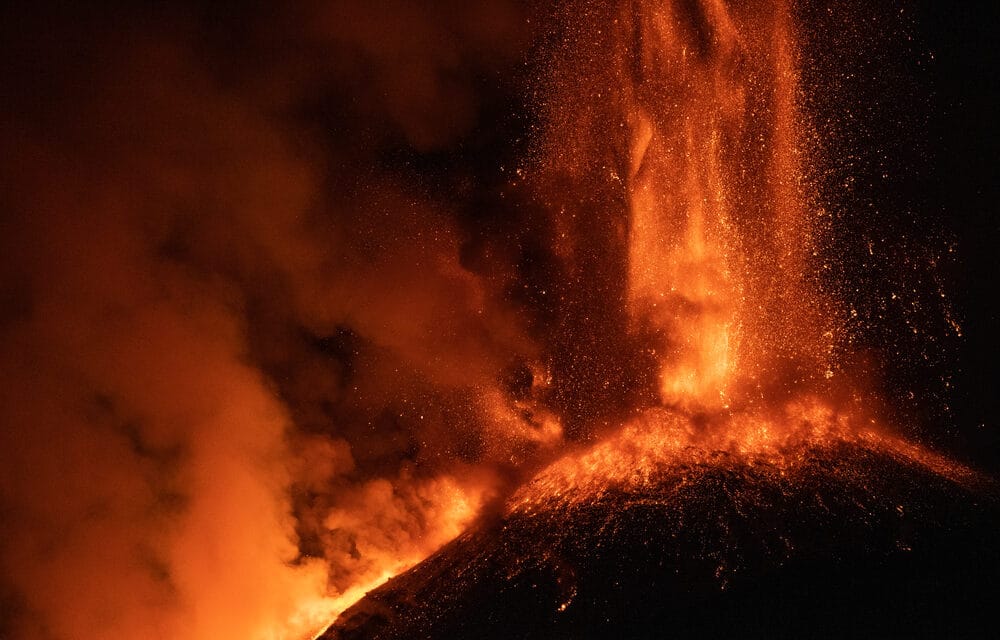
[318,1,996,638]
[499,0,884,453]
[621,0,829,412]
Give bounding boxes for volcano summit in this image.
[321,407,998,639]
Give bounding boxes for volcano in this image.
[319,408,997,639]
[312,2,1000,637]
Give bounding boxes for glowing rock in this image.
[318,427,997,639]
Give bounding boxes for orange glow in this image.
[498,0,978,540]
[510,401,980,516]
[617,0,831,413]
[306,0,972,631]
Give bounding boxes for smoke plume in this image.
[0,2,545,638]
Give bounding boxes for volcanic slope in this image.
[320,408,998,639]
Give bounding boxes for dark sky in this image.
[836,1,1000,469]
[919,1,1000,468]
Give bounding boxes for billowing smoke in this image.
[0,2,550,638]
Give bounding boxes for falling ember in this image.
[508,0,911,478]
[534,0,837,424]
[516,0,990,510]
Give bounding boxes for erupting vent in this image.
[317,1,997,637]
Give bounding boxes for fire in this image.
[503,0,979,537]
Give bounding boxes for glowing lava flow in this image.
[510,400,981,518]
[287,476,490,640]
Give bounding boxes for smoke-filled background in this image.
[0,1,997,639]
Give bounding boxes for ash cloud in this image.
[0,2,550,638]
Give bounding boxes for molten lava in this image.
[621,0,832,414]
